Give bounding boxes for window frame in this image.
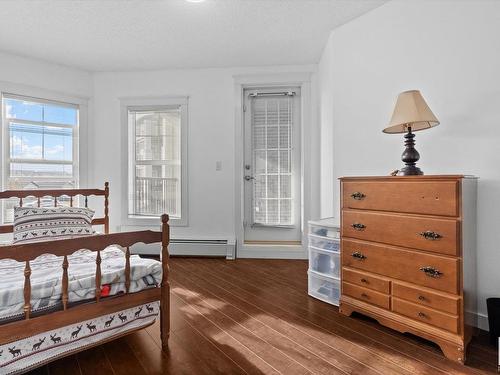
[2,93,80,189]
[121,96,188,227]
[0,87,88,225]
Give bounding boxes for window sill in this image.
[124,215,188,227]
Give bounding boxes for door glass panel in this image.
[251,95,293,226]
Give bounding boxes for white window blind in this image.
[251,95,293,226]
[1,94,79,222]
[128,106,182,218]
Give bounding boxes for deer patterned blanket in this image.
[0,246,162,322]
[0,301,160,374]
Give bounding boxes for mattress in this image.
[0,246,162,322]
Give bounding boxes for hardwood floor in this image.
[29,258,498,374]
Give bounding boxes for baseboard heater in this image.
[131,238,235,259]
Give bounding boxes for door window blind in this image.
[251,95,293,226]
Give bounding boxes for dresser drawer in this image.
[392,282,460,315]
[342,180,459,217]
[343,267,390,294]
[343,282,390,309]
[342,239,459,294]
[392,297,459,334]
[342,210,459,256]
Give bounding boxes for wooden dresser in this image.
[339,175,477,364]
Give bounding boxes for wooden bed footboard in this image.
[0,214,170,349]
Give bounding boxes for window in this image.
[125,98,188,225]
[1,94,79,222]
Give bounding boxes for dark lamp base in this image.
[398,165,423,176]
[398,127,424,176]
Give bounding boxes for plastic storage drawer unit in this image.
[307,218,341,306]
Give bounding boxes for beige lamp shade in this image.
[383,90,440,134]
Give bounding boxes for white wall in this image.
[0,51,92,97]
[318,32,335,218]
[0,52,93,192]
[91,65,318,246]
[0,51,319,256]
[318,0,500,329]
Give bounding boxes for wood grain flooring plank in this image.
[102,337,149,375]
[76,346,115,375]
[178,258,488,375]
[127,327,215,375]
[172,263,400,375]
[171,325,248,375]
[170,290,296,375]
[174,260,427,375]
[47,355,82,375]
[193,259,492,374]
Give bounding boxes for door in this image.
[243,87,302,244]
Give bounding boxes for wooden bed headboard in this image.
[0,182,110,234]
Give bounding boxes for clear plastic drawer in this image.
[309,247,340,278]
[309,224,340,239]
[309,235,340,252]
[308,271,340,306]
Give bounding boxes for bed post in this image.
[104,182,110,234]
[160,214,170,350]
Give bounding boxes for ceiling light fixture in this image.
[185,0,206,3]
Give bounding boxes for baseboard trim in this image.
[244,240,302,246]
[131,240,236,259]
[237,244,307,259]
[466,310,489,331]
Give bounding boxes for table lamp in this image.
[383,90,440,175]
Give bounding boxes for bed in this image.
[0,183,169,374]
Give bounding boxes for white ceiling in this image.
[0,0,386,72]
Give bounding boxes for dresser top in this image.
[339,175,477,181]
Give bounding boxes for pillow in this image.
[13,206,95,244]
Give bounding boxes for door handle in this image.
[244,175,255,181]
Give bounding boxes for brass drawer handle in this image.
[351,223,366,231]
[360,278,368,283]
[350,192,366,200]
[361,293,369,298]
[420,266,443,278]
[418,295,426,301]
[419,231,442,240]
[351,252,367,260]
[418,312,426,318]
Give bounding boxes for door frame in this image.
[233,72,315,259]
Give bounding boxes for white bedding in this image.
[0,246,162,321]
